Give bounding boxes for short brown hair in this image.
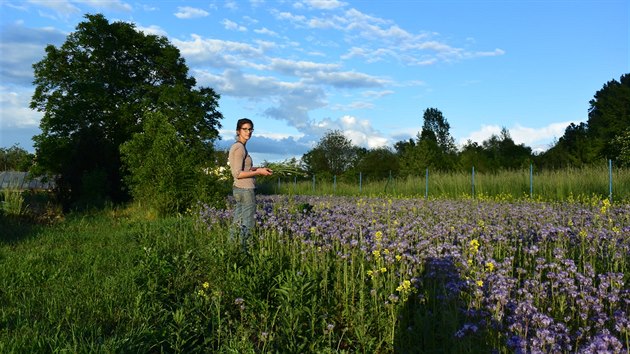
[236,118,253,131]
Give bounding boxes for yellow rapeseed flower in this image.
[396,279,412,292]
[600,199,611,214]
[202,282,210,289]
[380,267,387,273]
[469,239,480,254]
[375,231,383,242]
[372,250,381,258]
[395,254,402,261]
[383,249,390,255]
[476,280,483,287]
[485,262,495,272]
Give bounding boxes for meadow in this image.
[1,192,628,353]
[262,164,630,203]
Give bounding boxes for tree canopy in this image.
[302,130,361,178]
[0,145,34,172]
[30,14,223,207]
[586,73,630,161]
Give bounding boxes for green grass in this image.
[0,203,489,353]
[0,208,212,352]
[263,165,630,202]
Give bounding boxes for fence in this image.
[263,161,630,203]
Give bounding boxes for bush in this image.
[120,111,225,215]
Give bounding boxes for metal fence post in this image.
[472,166,475,199]
[609,159,613,203]
[425,168,428,199]
[359,172,362,193]
[530,163,533,199]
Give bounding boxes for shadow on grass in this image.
[0,215,39,244]
[394,256,493,354]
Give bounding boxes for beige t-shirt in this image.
[228,142,255,189]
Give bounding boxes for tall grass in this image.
[1,187,26,216]
[265,165,630,202]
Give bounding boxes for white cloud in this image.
[174,6,209,19]
[27,0,81,17]
[304,0,347,10]
[311,71,389,88]
[362,90,394,99]
[76,0,132,12]
[330,101,374,110]
[135,24,168,37]
[254,27,278,37]
[274,6,503,67]
[0,24,68,85]
[173,35,267,67]
[0,87,42,128]
[313,115,388,149]
[221,19,247,32]
[459,121,580,151]
[224,1,239,10]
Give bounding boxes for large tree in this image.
[419,107,457,155]
[398,108,457,173]
[587,73,630,162]
[355,147,399,181]
[481,128,532,171]
[302,130,361,178]
[30,14,222,207]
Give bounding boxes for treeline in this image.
[277,74,630,182]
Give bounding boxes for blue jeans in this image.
[231,188,256,250]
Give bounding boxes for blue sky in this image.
[1,0,628,163]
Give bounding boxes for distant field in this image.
[261,165,630,203]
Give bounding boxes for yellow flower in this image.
[375,231,383,242]
[476,280,484,287]
[383,249,390,255]
[380,267,387,273]
[372,250,381,258]
[310,226,317,233]
[469,239,480,254]
[600,199,611,214]
[396,279,412,292]
[395,254,402,261]
[367,270,374,278]
[485,262,495,272]
[202,282,210,289]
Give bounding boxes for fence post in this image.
[359,172,363,193]
[609,159,613,203]
[530,163,533,199]
[424,167,429,199]
[334,175,337,194]
[472,166,475,199]
[312,175,315,193]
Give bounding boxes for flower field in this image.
[199,195,630,353]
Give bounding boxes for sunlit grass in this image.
[265,165,630,203]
